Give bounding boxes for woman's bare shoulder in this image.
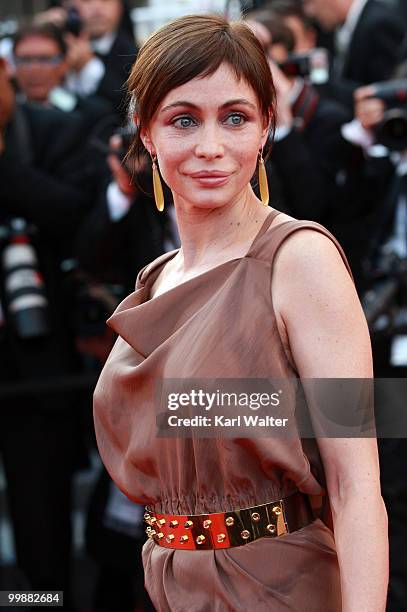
[267,210,296,231]
[265,212,349,278]
[274,229,359,328]
[272,225,348,275]
[271,227,370,381]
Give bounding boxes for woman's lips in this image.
[188,171,232,187]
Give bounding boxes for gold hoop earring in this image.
[258,150,269,207]
[151,154,165,212]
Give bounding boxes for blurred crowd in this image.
[0,0,406,610]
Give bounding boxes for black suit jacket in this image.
[271,89,374,290]
[0,102,95,241]
[74,94,118,141]
[272,89,353,220]
[0,102,98,390]
[96,30,138,117]
[327,0,405,109]
[397,0,407,26]
[74,170,171,290]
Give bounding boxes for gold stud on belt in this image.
[144,490,315,550]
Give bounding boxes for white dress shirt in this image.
[106,181,181,250]
[334,0,370,76]
[65,31,116,97]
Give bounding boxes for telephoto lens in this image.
[370,79,407,151]
[2,218,50,338]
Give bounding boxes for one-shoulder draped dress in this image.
[93,210,354,611]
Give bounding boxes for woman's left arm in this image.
[272,229,389,612]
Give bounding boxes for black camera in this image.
[362,247,407,336]
[89,124,137,162]
[64,7,83,37]
[61,260,125,337]
[278,48,329,85]
[0,218,51,339]
[368,79,407,151]
[113,125,137,161]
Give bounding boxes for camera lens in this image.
[375,109,407,151]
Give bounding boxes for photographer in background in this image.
[13,24,68,105]
[248,14,369,289]
[342,76,407,610]
[0,55,96,609]
[75,131,178,292]
[35,0,137,116]
[262,0,318,53]
[12,22,115,137]
[246,16,327,219]
[73,132,172,612]
[345,78,407,371]
[303,0,405,111]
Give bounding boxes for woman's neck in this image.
[171,186,271,272]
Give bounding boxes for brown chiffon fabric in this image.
[93,210,353,611]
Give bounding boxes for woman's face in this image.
[141,62,270,210]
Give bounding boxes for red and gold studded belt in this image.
[144,490,316,550]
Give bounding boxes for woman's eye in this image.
[172,116,196,128]
[224,113,245,126]
[171,113,245,128]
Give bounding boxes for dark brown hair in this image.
[126,13,277,160]
[250,13,295,52]
[264,0,316,31]
[13,24,67,57]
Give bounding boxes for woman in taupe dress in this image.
[93,14,388,612]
